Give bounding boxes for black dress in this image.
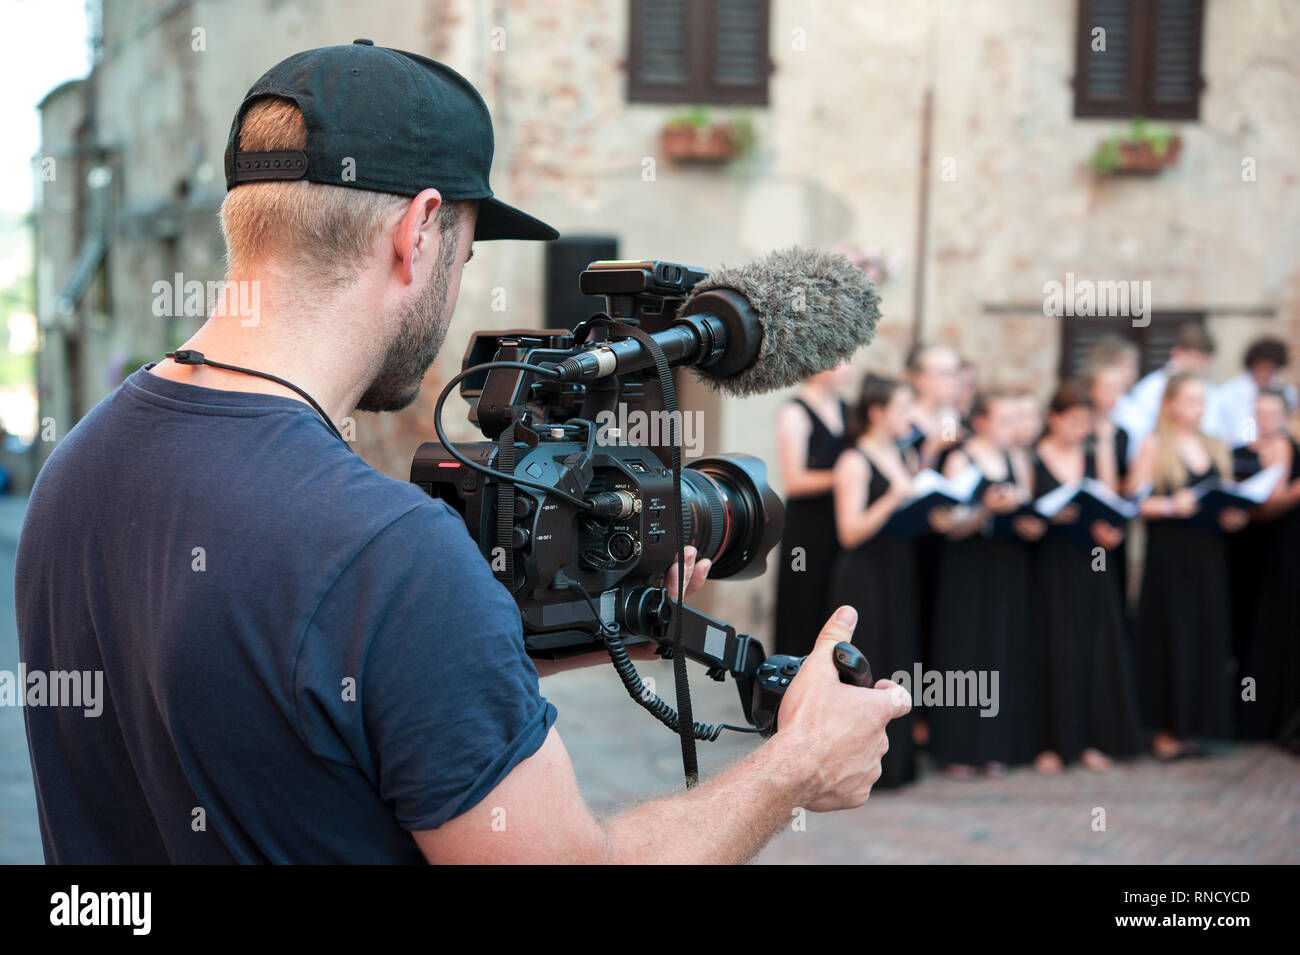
[825,448,917,787]
[899,423,945,672]
[1089,424,1132,611]
[1237,439,1300,740]
[1135,464,1235,740]
[1227,446,1268,674]
[927,453,1033,767]
[772,398,847,657]
[1028,451,1142,762]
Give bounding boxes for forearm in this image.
[838,495,898,549]
[1139,496,1174,518]
[600,731,814,864]
[787,469,837,498]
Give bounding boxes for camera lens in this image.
[678,455,784,580]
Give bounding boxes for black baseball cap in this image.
[223,39,558,242]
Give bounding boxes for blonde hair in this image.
[1152,372,1230,492]
[219,97,468,287]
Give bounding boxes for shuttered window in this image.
[1074,0,1205,119]
[627,0,771,105]
[1060,311,1208,379]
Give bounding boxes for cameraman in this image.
[16,43,908,864]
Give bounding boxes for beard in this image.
[356,231,458,413]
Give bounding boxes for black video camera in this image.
[411,260,870,739]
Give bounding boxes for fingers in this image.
[872,678,914,718]
[687,558,711,595]
[809,606,858,664]
[663,546,696,595]
[663,547,712,597]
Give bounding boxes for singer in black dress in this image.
[1129,374,1241,753]
[927,393,1037,772]
[1236,392,1300,741]
[825,374,919,787]
[773,390,848,657]
[1029,386,1141,769]
[1227,444,1268,677]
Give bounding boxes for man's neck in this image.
[148,273,382,425]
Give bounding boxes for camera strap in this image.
[494,413,521,593]
[609,322,700,788]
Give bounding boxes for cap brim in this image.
[473,196,559,241]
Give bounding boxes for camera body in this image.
[414,432,783,653]
[410,259,794,733]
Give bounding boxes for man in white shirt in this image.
[1208,337,1298,448]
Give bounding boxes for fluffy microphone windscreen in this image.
[683,247,881,397]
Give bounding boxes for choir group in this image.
[772,325,1300,787]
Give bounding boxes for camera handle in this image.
[623,587,873,736]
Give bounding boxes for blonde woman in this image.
[1128,373,1248,759]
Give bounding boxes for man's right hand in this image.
[415,604,913,864]
[771,606,912,812]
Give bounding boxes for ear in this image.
[393,188,444,286]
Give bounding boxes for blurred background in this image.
[1,0,1297,863]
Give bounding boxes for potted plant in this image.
[1091,118,1182,176]
[660,107,755,165]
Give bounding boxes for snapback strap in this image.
[231,150,308,183]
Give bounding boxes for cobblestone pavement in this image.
[1,493,1296,864]
[544,662,1300,864]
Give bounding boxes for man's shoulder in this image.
[304,459,476,561]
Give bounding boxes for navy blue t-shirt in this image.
[16,365,556,863]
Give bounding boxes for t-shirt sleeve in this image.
[295,500,557,832]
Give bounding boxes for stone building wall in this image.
[35,0,1300,645]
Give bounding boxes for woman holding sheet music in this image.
[928,391,1043,777]
[1234,388,1300,740]
[1029,383,1142,774]
[1128,373,1247,758]
[826,373,922,787]
[1084,358,1136,611]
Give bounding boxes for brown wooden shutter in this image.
[706,0,771,104]
[1074,0,1204,120]
[1075,0,1139,117]
[628,0,770,105]
[627,0,693,103]
[1143,0,1204,119]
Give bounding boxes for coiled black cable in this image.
[568,581,753,741]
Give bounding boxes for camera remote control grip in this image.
[831,641,874,686]
[751,641,874,736]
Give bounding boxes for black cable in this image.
[567,580,754,739]
[164,349,347,444]
[432,360,594,511]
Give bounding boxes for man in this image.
[1208,336,1298,448]
[1113,322,1215,458]
[17,42,907,864]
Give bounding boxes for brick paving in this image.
[545,661,1300,864]
[1,494,1296,864]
